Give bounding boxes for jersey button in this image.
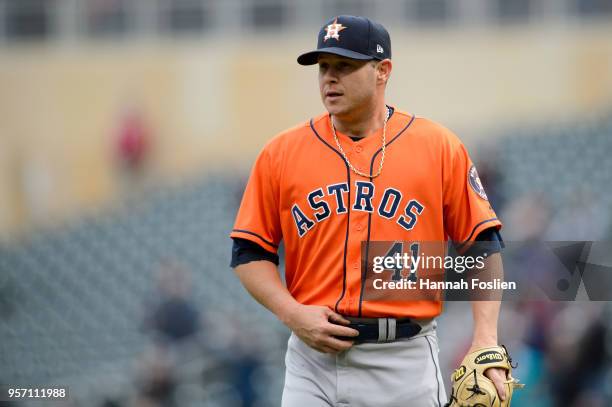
[353,263,359,270]
[356,224,363,231]
[355,145,363,153]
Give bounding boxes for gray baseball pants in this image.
[281,320,447,407]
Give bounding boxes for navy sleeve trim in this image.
[477,227,504,248]
[455,218,499,250]
[461,227,503,258]
[231,229,279,248]
[230,237,280,268]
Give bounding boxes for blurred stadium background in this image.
[1,0,612,406]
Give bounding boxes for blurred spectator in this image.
[548,304,610,407]
[201,315,267,407]
[226,327,265,407]
[143,261,200,344]
[133,345,177,407]
[116,106,151,174]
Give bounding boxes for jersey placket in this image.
[344,142,377,315]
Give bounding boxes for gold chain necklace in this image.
[331,107,389,179]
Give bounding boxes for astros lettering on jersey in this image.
[231,108,500,319]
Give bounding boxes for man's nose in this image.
[323,68,339,83]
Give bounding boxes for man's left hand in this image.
[468,343,508,401]
[484,367,508,401]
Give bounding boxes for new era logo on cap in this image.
[297,15,392,65]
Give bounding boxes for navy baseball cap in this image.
[297,15,391,65]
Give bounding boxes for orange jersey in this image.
[231,108,501,319]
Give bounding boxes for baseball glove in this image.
[445,345,524,407]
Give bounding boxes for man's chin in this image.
[324,104,348,117]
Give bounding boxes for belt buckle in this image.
[378,318,397,342]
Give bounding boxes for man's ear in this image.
[377,59,393,85]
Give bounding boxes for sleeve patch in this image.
[468,165,488,201]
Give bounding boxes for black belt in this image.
[336,317,422,343]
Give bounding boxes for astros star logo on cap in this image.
[323,18,346,41]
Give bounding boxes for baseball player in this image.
[230,15,522,406]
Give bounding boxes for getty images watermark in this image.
[371,251,515,291]
[361,241,612,301]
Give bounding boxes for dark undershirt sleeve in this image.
[462,227,504,259]
[230,237,280,268]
